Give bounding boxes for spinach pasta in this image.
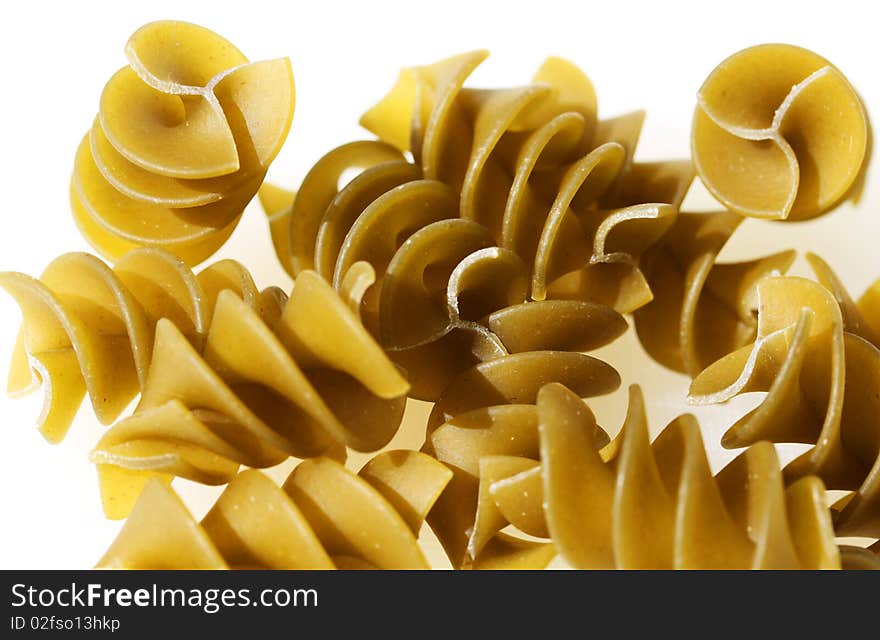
[634,210,796,377]
[263,53,693,316]
[689,263,880,540]
[4,24,880,571]
[423,383,841,569]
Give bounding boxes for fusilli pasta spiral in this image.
[257,53,686,399]
[90,266,409,519]
[422,354,620,568]
[427,382,840,569]
[73,21,294,265]
[97,450,451,569]
[634,210,796,376]
[264,53,693,316]
[1,248,281,444]
[692,44,867,221]
[689,261,880,540]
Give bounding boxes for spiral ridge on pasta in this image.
[90,265,409,519]
[420,349,621,568]
[689,258,880,541]
[264,153,631,400]
[427,382,840,569]
[97,450,451,569]
[692,44,867,222]
[263,53,693,315]
[366,53,695,311]
[258,54,692,399]
[0,247,282,445]
[634,210,796,377]
[73,21,295,265]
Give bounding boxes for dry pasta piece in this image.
[374,56,691,310]
[429,403,605,569]
[0,248,282,444]
[422,352,620,567]
[806,253,880,346]
[634,210,796,376]
[257,53,684,397]
[97,451,451,569]
[539,384,840,569]
[74,21,294,264]
[689,268,880,540]
[379,223,628,399]
[91,268,409,519]
[692,44,868,221]
[265,138,629,400]
[257,182,297,277]
[426,383,839,569]
[265,54,692,317]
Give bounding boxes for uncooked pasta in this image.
[264,54,693,315]
[90,265,409,519]
[692,44,867,221]
[258,54,694,400]
[3,26,879,571]
[427,383,841,569]
[97,451,451,569]
[538,384,840,569]
[634,210,796,376]
[72,21,294,265]
[689,264,880,539]
[0,248,282,444]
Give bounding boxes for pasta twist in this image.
[90,265,409,519]
[264,53,693,315]
[689,258,880,541]
[258,55,687,399]
[0,247,282,444]
[422,351,621,568]
[428,383,840,569]
[97,450,451,569]
[367,53,695,310]
[380,225,629,400]
[692,44,867,221]
[263,144,630,400]
[73,21,295,265]
[634,210,796,376]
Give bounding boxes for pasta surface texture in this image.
[634,210,796,377]
[425,383,839,569]
[365,54,694,312]
[263,53,694,315]
[420,332,624,566]
[259,54,694,400]
[0,248,283,444]
[97,451,451,569]
[692,44,867,221]
[5,34,879,571]
[689,259,880,540]
[89,263,409,519]
[72,21,294,265]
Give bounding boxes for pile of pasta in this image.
[98,451,451,569]
[97,384,846,569]
[72,21,295,265]
[0,248,409,520]
[689,261,880,547]
[2,30,878,568]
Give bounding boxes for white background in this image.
[0,0,877,568]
